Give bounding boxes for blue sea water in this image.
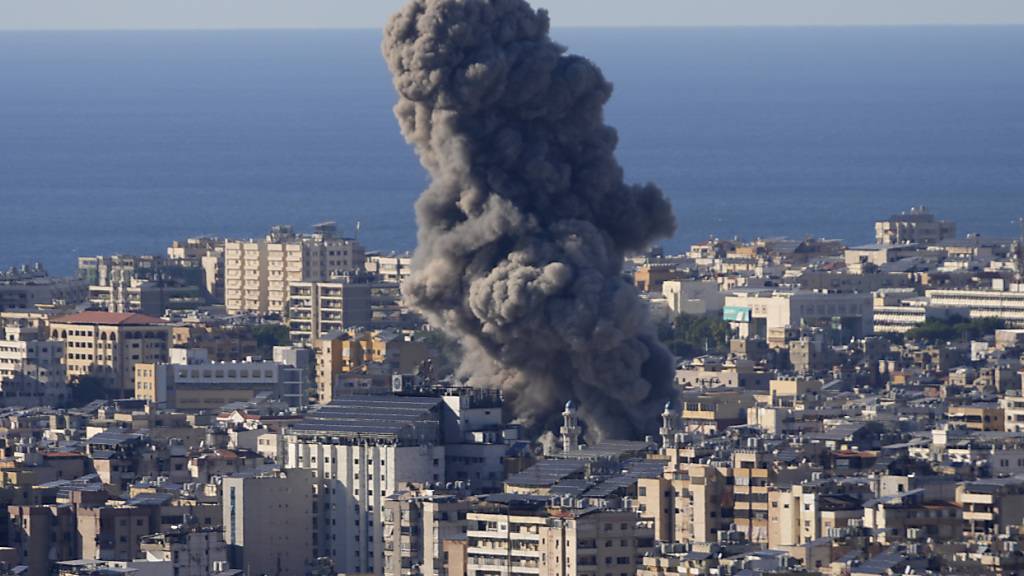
[1,27,1022,275]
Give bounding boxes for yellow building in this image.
[947,403,1005,432]
[638,449,774,545]
[224,223,365,316]
[49,311,170,396]
[312,329,427,403]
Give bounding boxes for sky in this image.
[3,0,1024,31]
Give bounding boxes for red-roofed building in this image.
[49,311,170,397]
[50,311,168,326]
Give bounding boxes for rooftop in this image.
[289,395,443,440]
[51,311,168,326]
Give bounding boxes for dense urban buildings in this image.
[1,208,1024,575]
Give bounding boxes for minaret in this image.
[560,401,580,453]
[660,402,677,449]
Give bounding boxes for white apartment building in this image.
[723,289,873,345]
[365,253,413,283]
[284,396,447,575]
[0,326,65,385]
[661,280,725,316]
[225,223,365,316]
[925,283,1024,327]
[287,281,372,343]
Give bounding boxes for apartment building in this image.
[0,325,65,385]
[312,329,428,403]
[7,504,78,576]
[661,280,725,316]
[466,498,653,576]
[134,348,305,411]
[138,528,228,576]
[875,206,956,246]
[382,489,470,576]
[76,504,153,562]
[284,395,447,575]
[49,311,170,396]
[167,237,225,300]
[287,280,371,343]
[224,223,365,316]
[0,265,88,311]
[638,447,776,546]
[365,252,413,283]
[222,469,315,576]
[724,289,873,345]
[925,283,1024,327]
[957,477,1024,538]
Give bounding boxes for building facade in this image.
[49,311,170,396]
[224,223,365,316]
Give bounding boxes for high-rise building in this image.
[382,488,470,576]
[222,469,315,576]
[284,396,447,575]
[224,223,365,316]
[287,280,372,343]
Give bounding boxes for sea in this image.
[1,26,1023,275]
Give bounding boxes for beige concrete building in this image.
[638,448,778,546]
[287,280,372,343]
[135,348,303,411]
[875,206,955,246]
[7,504,78,576]
[76,504,153,562]
[383,489,470,576]
[724,289,873,346]
[957,477,1024,538]
[222,469,314,576]
[224,223,365,316]
[768,484,862,548]
[365,252,412,283]
[466,501,653,576]
[49,311,170,396]
[167,237,225,301]
[675,356,771,390]
[139,527,227,576]
[313,329,427,403]
[0,326,65,386]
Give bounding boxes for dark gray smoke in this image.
[383,0,677,441]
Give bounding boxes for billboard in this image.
[723,306,752,323]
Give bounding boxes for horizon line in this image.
[2,22,1024,33]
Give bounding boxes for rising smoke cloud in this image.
[383,0,678,441]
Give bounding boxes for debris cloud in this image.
[383,0,677,440]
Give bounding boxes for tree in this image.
[71,374,109,405]
[660,312,732,359]
[253,323,291,357]
[905,315,1004,344]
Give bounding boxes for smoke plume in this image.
[383,0,677,441]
